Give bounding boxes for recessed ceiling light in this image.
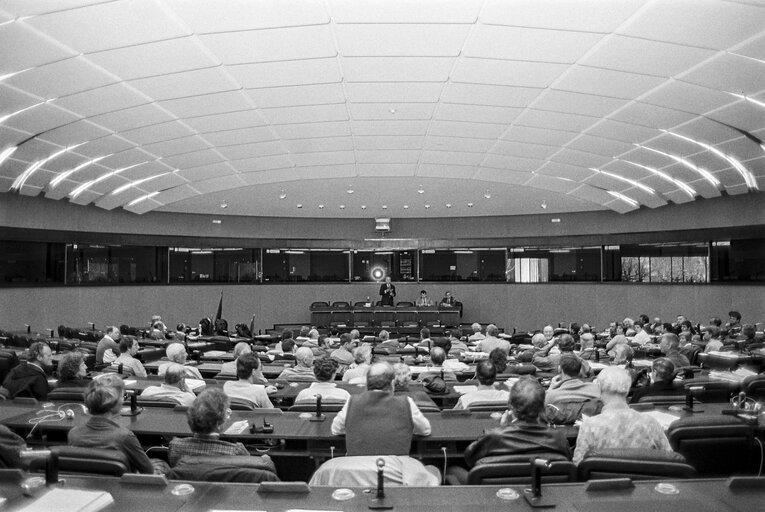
[483,190,491,199]
[467,202,474,207]
[212,219,222,224]
[279,190,286,199]
[346,185,354,194]
[403,205,409,209]
[445,203,452,208]
[424,204,431,209]
[389,108,396,114]
[318,204,325,209]
[220,202,228,209]
[417,185,424,194]
[296,204,303,208]
[361,205,367,209]
[339,204,345,209]
[381,205,387,209]
[540,201,547,209]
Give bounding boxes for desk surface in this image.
[0,476,762,512]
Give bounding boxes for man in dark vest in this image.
[331,362,431,455]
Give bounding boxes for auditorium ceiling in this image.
[0,0,763,219]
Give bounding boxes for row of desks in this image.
[2,475,763,512]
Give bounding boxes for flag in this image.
[214,292,223,321]
[249,314,255,341]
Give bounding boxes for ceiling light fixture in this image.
[540,200,547,209]
[620,159,696,198]
[346,185,354,194]
[279,190,286,199]
[212,219,222,224]
[403,205,409,209]
[110,171,170,195]
[11,142,86,191]
[634,144,720,187]
[467,202,474,207]
[220,201,228,209]
[417,185,424,194]
[446,203,452,208]
[381,205,387,209]
[127,191,159,207]
[70,162,146,199]
[424,204,431,209]
[361,205,367,209]
[388,108,396,114]
[318,204,325,209]
[0,146,18,168]
[339,204,345,209]
[589,167,656,195]
[607,190,639,207]
[483,190,491,199]
[296,204,303,208]
[50,154,112,189]
[661,130,757,190]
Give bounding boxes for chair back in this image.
[466,401,509,412]
[167,455,279,483]
[47,387,86,402]
[288,402,345,413]
[30,446,130,477]
[577,448,696,481]
[137,398,178,408]
[466,454,576,485]
[228,397,256,411]
[743,374,765,400]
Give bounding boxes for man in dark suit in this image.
[379,276,396,306]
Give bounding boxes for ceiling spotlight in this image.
[279,190,286,199]
[467,202,474,207]
[483,190,491,199]
[346,185,354,194]
[220,202,228,209]
[388,108,397,114]
[296,204,303,208]
[339,204,345,209]
[318,204,325,209]
[445,203,452,208]
[417,185,424,194]
[424,204,431,209]
[540,201,547,209]
[361,205,367,209]
[381,205,387,209]
[403,205,409,209]
[212,219,222,224]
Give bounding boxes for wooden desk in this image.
[1,476,763,512]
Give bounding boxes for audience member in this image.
[141,363,196,407]
[276,347,317,382]
[417,347,458,382]
[454,360,509,409]
[342,345,372,384]
[659,333,690,368]
[631,321,652,346]
[57,351,90,388]
[573,367,671,464]
[220,342,252,375]
[158,343,202,380]
[96,326,121,364]
[330,333,355,366]
[113,337,147,378]
[630,358,683,404]
[468,323,485,342]
[703,326,723,353]
[1,342,52,400]
[545,354,599,405]
[223,353,275,408]
[295,358,350,404]
[477,324,510,354]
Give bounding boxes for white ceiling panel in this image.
[533,90,629,117]
[4,56,117,99]
[229,59,342,88]
[355,150,420,164]
[515,110,600,133]
[190,174,246,195]
[0,125,31,148]
[0,22,76,75]
[336,24,469,57]
[491,141,558,160]
[274,121,351,139]
[161,149,227,170]
[291,151,355,167]
[246,84,346,109]
[343,57,454,82]
[86,37,219,80]
[152,184,198,205]
[0,85,46,117]
[27,0,191,53]
[349,103,435,121]
[526,173,579,194]
[345,82,443,103]
[663,189,696,204]
[550,148,612,168]
[441,83,542,107]
[473,167,531,185]
[164,0,330,33]
[464,25,603,63]
[238,169,297,186]
[643,81,736,116]
[229,155,295,173]
[351,121,429,136]
[89,104,175,133]
[423,136,495,153]
[121,121,195,146]
[618,0,765,50]
[422,151,484,167]
[502,126,578,146]
[584,119,659,145]
[568,184,613,206]
[609,102,698,130]
[4,103,81,135]
[262,104,349,125]
[604,196,638,213]
[37,120,111,148]
[554,66,666,99]
[706,100,765,134]
[0,157,30,181]
[566,134,636,158]
[69,136,136,160]
[177,162,237,183]
[418,163,477,180]
[0,0,106,16]
[681,53,765,94]
[216,141,288,161]
[124,195,162,214]
[201,127,277,147]
[726,183,751,196]
[481,0,645,32]
[355,136,423,151]
[53,83,149,117]
[436,104,522,124]
[200,26,336,64]
[356,163,417,177]
[429,121,506,139]
[330,0,482,23]
[158,91,252,119]
[129,68,238,102]
[292,165,358,181]
[452,58,568,88]
[95,188,146,211]
[537,162,597,182]
[141,135,211,158]
[482,154,544,173]
[282,136,355,154]
[183,110,267,134]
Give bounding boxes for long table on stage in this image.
[0,475,762,512]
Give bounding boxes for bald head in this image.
[430,346,446,366]
[366,362,395,391]
[295,347,314,367]
[164,363,186,386]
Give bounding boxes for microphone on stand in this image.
[309,393,326,422]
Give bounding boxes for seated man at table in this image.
[703,326,724,353]
[659,333,690,369]
[630,358,683,404]
[268,329,293,354]
[223,353,275,408]
[332,362,431,454]
[69,374,161,474]
[1,341,52,400]
[476,324,510,354]
[112,337,147,378]
[446,329,469,356]
[220,341,253,375]
[276,347,317,382]
[141,363,196,407]
[330,333,355,367]
[341,345,372,384]
[545,354,599,405]
[393,363,438,410]
[168,388,276,474]
[417,347,458,383]
[453,360,509,409]
[158,343,203,380]
[573,367,671,464]
[447,378,571,483]
[468,322,485,342]
[295,357,350,405]
[56,350,91,389]
[96,326,121,364]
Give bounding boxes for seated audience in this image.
[377,330,400,350]
[268,329,294,354]
[468,323,485,342]
[332,362,431,454]
[417,347,458,382]
[416,327,433,350]
[393,363,438,410]
[447,329,468,356]
[276,347,317,382]
[630,358,683,404]
[454,360,509,409]
[69,374,159,474]
[545,354,599,405]
[295,358,351,404]
[573,367,672,464]
[112,337,147,378]
[223,353,275,408]
[447,378,570,483]
[220,342,253,375]
[605,334,628,357]
[158,343,203,380]
[56,351,91,388]
[140,363,196,407]
[342,345,372,384]
[1,342,52,400]
[630,321,652,346]
[168,388,276,473]
[477,324,510,354]
[295,326,311,344]
[659,333,690,368]
[330,333,355,366]
[703,326,723,353]
[96,326,121,364]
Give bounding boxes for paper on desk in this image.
[185,378,206,391]
[641,410,680,431]
[123,379,137,386]
[588,362,608,370]
[18,488,113,512]
[223,420,250,435]
[453,386,477,394]
[203,350,227,357]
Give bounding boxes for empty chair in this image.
[29,446,130,477]
[743,374,765,401]
[446,454,576,486]
[577,448,696,481]
[684,381,735,403]
[310,302,332,329]
[47,387,86,402]
[167,455,280,483]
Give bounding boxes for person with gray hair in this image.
[573,367,671,464]
[220,341,253,375]
[341,345,372,384]
[224,353,275,407]
[659,333,690,368]
[158,342,203,380]
[331,362,431,455]
[477,324,510,354]
[276,347,317,382]
[468,322,485,342]
[140,363,196,407]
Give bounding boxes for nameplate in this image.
[120,474,169,486]
[257,481,311,494]
[727,476,765,489]
[585,478,635,492]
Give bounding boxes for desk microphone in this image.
[309,394,326,422]
[523,458,555,508]
[368,458,393,510]
[121,390,143,416]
